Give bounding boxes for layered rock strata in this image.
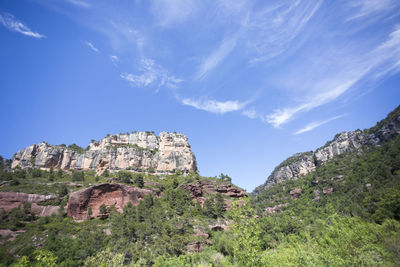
[254,106,400,193]
[0,192,59,216]
[180,180,247,199]
[12,132,197,175]
[67,183,155,219]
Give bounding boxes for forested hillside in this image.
[0,106,399,266]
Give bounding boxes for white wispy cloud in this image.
[85,41,99,52]
[347,0,397,21]
[194,1,322,79]
[266,26,400,128]
[246,0,322,63]
[110,55,119,65]
[266,78,360,128]
[241,108,258,119]
[121,58,182,89]
[181,98,248,114]
[64,0,91,8]
[294,115,345,135]
[0,12,45,38]
[150,0,199,27]
[241,108,270,123]
[196,35,238,80]
[109,22,145,52]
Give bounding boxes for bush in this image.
[72,171,84,182]
[117,171,132,184]
[135,174,144,188]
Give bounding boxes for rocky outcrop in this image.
[180,180,247,199]
[0,192,59,216]
[67,183,155,219]
[12,132,197,175]
[265,203,287,215]
[289,188,302,200]
[314,130,367,166]
[254,105,400,193]
[264,152,316,187]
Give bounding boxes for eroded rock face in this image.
[266,153,315,187]
[180,180,247,199]
[0,192,59,216]
[253,107,400,193]
[67,183,155,219]
[12,132,197,175]
[314,130,366,166]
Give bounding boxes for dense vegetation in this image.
[0,166,235,266]
[1,108,400,266]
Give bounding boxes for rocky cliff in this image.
[12,132,197,175]
[180,180,247,199]
[67,183,155,219]
[254,105,400,194]
[0,192,59,217]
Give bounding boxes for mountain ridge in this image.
[11,131,198,176]
[253,105,400,195]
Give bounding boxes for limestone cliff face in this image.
[254,106,400,194]
[314,130,367,166]
[265,152,316,186]
[12,132,197,175]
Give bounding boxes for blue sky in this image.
[1,0,399,191]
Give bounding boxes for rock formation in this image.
[67,183,155,219]
[180,180,247,199]
[0,192,59,217]
[254,105,400,194]
[12,132,197,175]
[289,188,302,200]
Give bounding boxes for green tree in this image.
[84,248,124,267]
[219,173,232,182]
[87,207,92,219]
[135,174,144,188]
[49,167,55,181]
[215,193,226,217]
[99,204,107,215]
[117,171,132,184]
[230,199,263,266]
[102,169,110,178]
[72,171,84,181]
[56,169,63,179]
[203,198,217,219]
[59,184,68,198]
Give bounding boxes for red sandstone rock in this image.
[67,183,155,219]
[180,180,247,199]
[0,192,59,217]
